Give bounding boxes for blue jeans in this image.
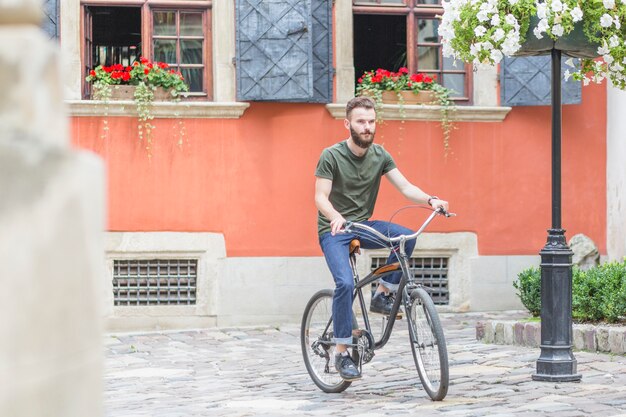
[319,220,416,345]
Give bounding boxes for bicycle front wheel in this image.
[407,288,449,401]
[301,289,352,393]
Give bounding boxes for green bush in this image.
[514,260,626,323]
[513,267,541,317]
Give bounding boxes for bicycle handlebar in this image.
[343,207,455,244]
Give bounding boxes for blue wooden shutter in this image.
[501,56,582,106]
[41,0,60,40]
[310,0,332,103]
[236,0,332,102]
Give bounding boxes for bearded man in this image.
[314,96,449,381]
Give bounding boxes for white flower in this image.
[533,27,544,39]
[552,24,564,37]
[537,3,548,19]
[610,35,621,48]
[570,6,583,22]
[604,0,615,9]
[509,0,519,4]
[600,13,614,27]
[491,13,500,26]
[565,58,575,68]
[502,36,521,55]
[505,14,518,26]
[477,9,490,22]
[614,16,621,29]
[474,25,487,37]
[598,43,610,55]
[493,28,506,41]
[604,54,614,64]
[564,69,571,81]
[537,18,549,32]
[551,0,563,13]
[490,49,503,63]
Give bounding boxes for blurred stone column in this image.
[0,1,105,416]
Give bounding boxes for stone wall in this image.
[477,320,626,354]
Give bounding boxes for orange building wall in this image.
[70,83,606,257]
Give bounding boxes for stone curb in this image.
[476,320,626,354]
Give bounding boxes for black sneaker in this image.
[370,292,394,315]
[334,353,361,381]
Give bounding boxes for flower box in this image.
[381,90,437,105]
[96,85,174,101]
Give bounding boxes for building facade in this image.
[51,0,615,330]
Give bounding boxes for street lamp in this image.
[531,48,581,382]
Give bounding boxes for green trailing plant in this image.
[514,259,626,322]
[86,57,189,156]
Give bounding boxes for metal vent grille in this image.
[113,259,197,306]
[371,256,449,305]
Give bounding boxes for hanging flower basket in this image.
[440,0,626,88]
[515,15,599,58]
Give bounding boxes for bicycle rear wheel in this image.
[301,289,352,393]
[407,288,449,401]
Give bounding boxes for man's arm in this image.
[385,168,449,211]
[315,177,346,235]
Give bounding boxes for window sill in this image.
[325,103,512,122]
[66,100,250,119]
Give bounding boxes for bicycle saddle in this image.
[349,239,361,255]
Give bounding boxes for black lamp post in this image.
[531,48,581,382]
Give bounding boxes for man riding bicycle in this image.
[314,96,449,381]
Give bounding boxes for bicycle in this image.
[301,206,452,401]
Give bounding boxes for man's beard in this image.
[350,126,375,149]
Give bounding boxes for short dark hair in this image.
[346,96,376,119]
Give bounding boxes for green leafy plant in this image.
[573,260,626,322]
[86,57,189,155]
[440,0,626,89]
[515,259,626,322]
[513,266,542,317]
[356,68,457,154]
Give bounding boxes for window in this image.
[82,1,211,100]
[353,0,471,101]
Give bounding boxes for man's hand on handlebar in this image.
[428,197,449,213]
[330,215,347,236]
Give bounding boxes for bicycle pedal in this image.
[370,311,403,319]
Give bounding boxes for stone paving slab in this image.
[105,311,626,417]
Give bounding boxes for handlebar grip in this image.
[436,207,456,217]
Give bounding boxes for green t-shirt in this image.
[315,140,396,236]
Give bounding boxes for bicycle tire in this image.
[407,288,449,401]
[301,289,353,393]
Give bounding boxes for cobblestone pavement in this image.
[105,311,626,417]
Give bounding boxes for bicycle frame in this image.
[348,208,442,350]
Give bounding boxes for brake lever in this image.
[436,207,457,218]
